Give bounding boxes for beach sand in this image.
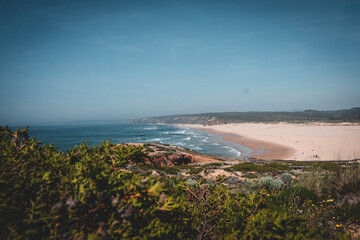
[177,123,360,161]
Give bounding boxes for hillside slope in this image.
[134,108,360,125]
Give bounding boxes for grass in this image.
[225,162,291,173]
[243,172,258,179]
[310,162,342,171]
[204,163,224,167]
[137,164,205,175]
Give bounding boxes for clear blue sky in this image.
[1,0,360,124]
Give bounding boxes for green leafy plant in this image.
[0,126,356,239]
[242,209,318,239]
[257,177,285,192]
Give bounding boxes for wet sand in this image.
[187,127,295,160]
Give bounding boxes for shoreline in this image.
[179,125,295,160]
[177,123,360,161]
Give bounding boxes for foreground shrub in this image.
[242,209,317,239]
[266,186,319,210]
[257,177,285,192]
[280,172,294,188]
[334,163,360,192]
[0,126,190,239]
[0,126,355,239]
[332,201,360,223]
[179,180,267,239]
[297,169,331,196]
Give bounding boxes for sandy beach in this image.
[178,123,360,161]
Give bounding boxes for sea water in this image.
[24,124,251,158]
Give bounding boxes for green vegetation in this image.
[205,162,224,167]
[243,172,258,179]
[225,162,291,173]
[1,126,359,239]
[257,176,285,192]
[135,107,360,124]
[136,164,205,175]
[310,162,343,171]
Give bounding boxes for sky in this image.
[1,0,360,124]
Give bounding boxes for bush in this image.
[226,162,291,173]
[243,172,258,179]
[0,126,190,239]
[257,177,284,192]
[280,173,294,188]
[179,180,264,239]
[336,164,360,190]
[311,162,341,172]
[137,164,180,175]
[0,126,353,239]
[136,164,204,175]
[266,186,319,210]
[331,201,360,223]
[242,209,318,239]
[297,169,331,196]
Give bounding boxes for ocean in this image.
[23,124,251,158]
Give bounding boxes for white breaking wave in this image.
[223,146,241,157]
[192,146,203,150]
[229,149,241,157]
[184,137,191,141]
[144,126,158,130]
[174,130,186,134]
[144,138,162,142]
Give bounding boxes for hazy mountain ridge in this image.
[134,108,360,125]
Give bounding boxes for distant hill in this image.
[134,108,360,125]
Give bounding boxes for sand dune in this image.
[178,123,360,161]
